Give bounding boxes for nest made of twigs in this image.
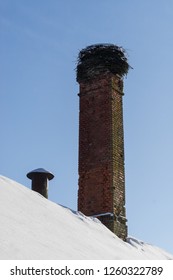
[76,44,131,82]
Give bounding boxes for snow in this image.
[0,175,173,260]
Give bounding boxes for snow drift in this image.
[0,175,172,260]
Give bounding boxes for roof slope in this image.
[0,175,172,260]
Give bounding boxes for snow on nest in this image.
[0,175,172,260]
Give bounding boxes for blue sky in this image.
[1,0,173,255]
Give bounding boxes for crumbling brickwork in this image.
[77,44,129,241]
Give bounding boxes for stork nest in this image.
[76,44,131,82]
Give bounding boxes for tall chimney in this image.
[27,168,54,199]
[76,44,130,241]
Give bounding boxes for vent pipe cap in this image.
[27,168,54,180]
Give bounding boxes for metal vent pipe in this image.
[27,168,54,199]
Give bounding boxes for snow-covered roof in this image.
[0,175,172,260]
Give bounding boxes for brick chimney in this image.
[76,44,130,241]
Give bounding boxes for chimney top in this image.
[76,43,131,82]
[27,168,54,180]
